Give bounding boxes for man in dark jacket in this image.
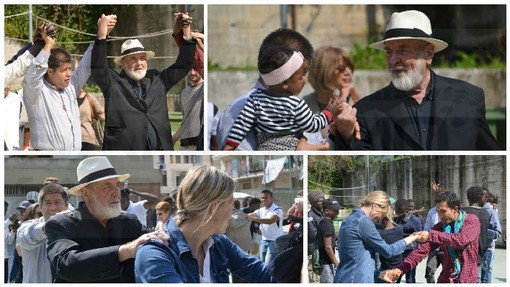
[334,10,500,150]
[45,156,168,282]
[91,13,196,150]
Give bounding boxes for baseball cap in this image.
[323,198,341,211]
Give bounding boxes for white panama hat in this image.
[113,38,155,65]
[68,156,130,196]
[369,10,448,53]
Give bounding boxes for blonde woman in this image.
[334,191,419,283]
[135,166,275,283]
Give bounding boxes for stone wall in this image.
[209,69,506,110]
[340,155,506,246]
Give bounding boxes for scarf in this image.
[443,209,466,280]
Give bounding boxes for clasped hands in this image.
[411,230,429,242]
[378,268,402,283]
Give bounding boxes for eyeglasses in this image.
[337,64,354,73]
[336,65,347,72]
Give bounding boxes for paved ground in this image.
[411,247,506,283]
[308,248,506,283]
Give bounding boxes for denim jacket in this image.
[334,208,407,283]
[135,220,275,283]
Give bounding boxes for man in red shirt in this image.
[383,191,480,283]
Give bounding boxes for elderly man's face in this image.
[121,52,148,82]
[384,39,433,92]
[83,178,122,221]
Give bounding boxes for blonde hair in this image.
[308,46,355,95]
[360,190,393,221]
[175,166,236,229]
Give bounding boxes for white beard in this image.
[88,193,122,220]
[125,68,147,82]
[390,57,427,92]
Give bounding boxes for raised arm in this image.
[91,14,117,90]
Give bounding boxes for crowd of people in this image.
[4,156,303,283]
[212,9,501,151]
[4,11,203,151]
[307,181,502,283]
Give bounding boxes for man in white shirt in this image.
[17,184,69,283]
[22,20,110,150]
[248,190,284,264]
[120,187,159,227]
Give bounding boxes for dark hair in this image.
[258,45,295,74]
[261,189,273,198]
[249,197,261,206]
[487,192,499,204]
[466,186,484,205]
[22,203,40,222]
[434,191,460,209]
[48,48,71,70]
[233,200,241,210]
[394,198,409,213]
[259,28,314,61]
[38,183,69,205]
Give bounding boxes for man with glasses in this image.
[45,157,167,282]
[334,10,499,150]
[16,183,69,282]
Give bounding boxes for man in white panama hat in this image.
[335,10,499,150]
[91,13,196,150]
[44,156,168,282]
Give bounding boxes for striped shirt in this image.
[226,89,332,147]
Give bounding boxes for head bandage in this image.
[260,51,304,86]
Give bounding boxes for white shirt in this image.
[3,91,22,150]
[199,236,214,283]
[22,44,93,150]
[255,203,284,241]
[17,217,52,283]
[126,200,148,227]
[5,50,34,85]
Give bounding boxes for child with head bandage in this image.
[224,45,343,151]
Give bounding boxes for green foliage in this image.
[435,51,506,69]
[308,155,368,193]
[350,40,506,69]
[350,41,387,70]
[5,5,111,54]
[208,59,257,72]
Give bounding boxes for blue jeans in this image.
[480,248,495,283]
[260,240,277,265]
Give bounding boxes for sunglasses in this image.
[336,64,353,73]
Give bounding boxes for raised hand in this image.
[97,14,117,40]
[333,102,360,141]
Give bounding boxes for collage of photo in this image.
[2,3,507,284]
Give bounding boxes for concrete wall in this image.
[338,155,506,246]
[209,69,506,110]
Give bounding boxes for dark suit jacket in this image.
[45,202,146,282]
[336,72,500,150]
[91,39,195,150]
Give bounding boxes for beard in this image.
[390,57,427,92]
[88,193,122,220]
[125,68,147,82]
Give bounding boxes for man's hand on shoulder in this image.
[118,230,169,262]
